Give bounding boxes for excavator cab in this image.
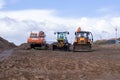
[52,32,70,51]
[73,28,93,51]
[56,32,68,44]
[75,31,93,44]
[30,33,37,38]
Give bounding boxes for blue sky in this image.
[0,0,120,45]
[3,0,120,17]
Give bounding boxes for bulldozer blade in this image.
[73,44,92,52]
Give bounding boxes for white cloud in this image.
[0,9,120,45]
[0,0,5,9]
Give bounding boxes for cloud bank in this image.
[0,9,120,45]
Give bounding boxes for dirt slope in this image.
[0,37,16,53]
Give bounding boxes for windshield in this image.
[57,33,66,40]
[76,32,93,41]
[76,32,89,38]
[30,33,38,38]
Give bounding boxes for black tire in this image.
[64,46,66,51]
[30,44,35,49]
[66,46,69,51]
[45,44,49,50]
[89,44,92,49]
[52,45,56,51]
[64,45,69,51]
[73,45,75,52]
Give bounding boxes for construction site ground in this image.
[0,44,120,80]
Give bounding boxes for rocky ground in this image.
[0,44,120,80]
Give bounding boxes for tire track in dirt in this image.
[0,49,14,61]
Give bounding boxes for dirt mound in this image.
[94,39,108,45]
[17,43,31,50]
[18,43,52,50]
[0,37,16,51]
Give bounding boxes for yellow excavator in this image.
[73,27,93,51]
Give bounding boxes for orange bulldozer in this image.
[27,31,48,49]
